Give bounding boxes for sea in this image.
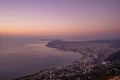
[0,36,82,80]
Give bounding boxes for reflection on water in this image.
[0,39,81,80]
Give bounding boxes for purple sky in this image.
[0,0,120,39]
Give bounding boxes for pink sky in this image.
[0,0,120,38]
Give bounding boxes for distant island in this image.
[14,40,120,80]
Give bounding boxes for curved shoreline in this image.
[13,40,120,80]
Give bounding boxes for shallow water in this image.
[0,38,82,80]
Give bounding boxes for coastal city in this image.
[14,40,120,80]
[0,0,120,80]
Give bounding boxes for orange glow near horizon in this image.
[0,0,120,38]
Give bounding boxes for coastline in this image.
[13,40,120,80]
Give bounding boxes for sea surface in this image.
[0,37,82,80]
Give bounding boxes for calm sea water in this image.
[0,38,82,80]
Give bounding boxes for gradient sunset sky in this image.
[0,0,120,38]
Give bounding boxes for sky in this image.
[0,0,120,38]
